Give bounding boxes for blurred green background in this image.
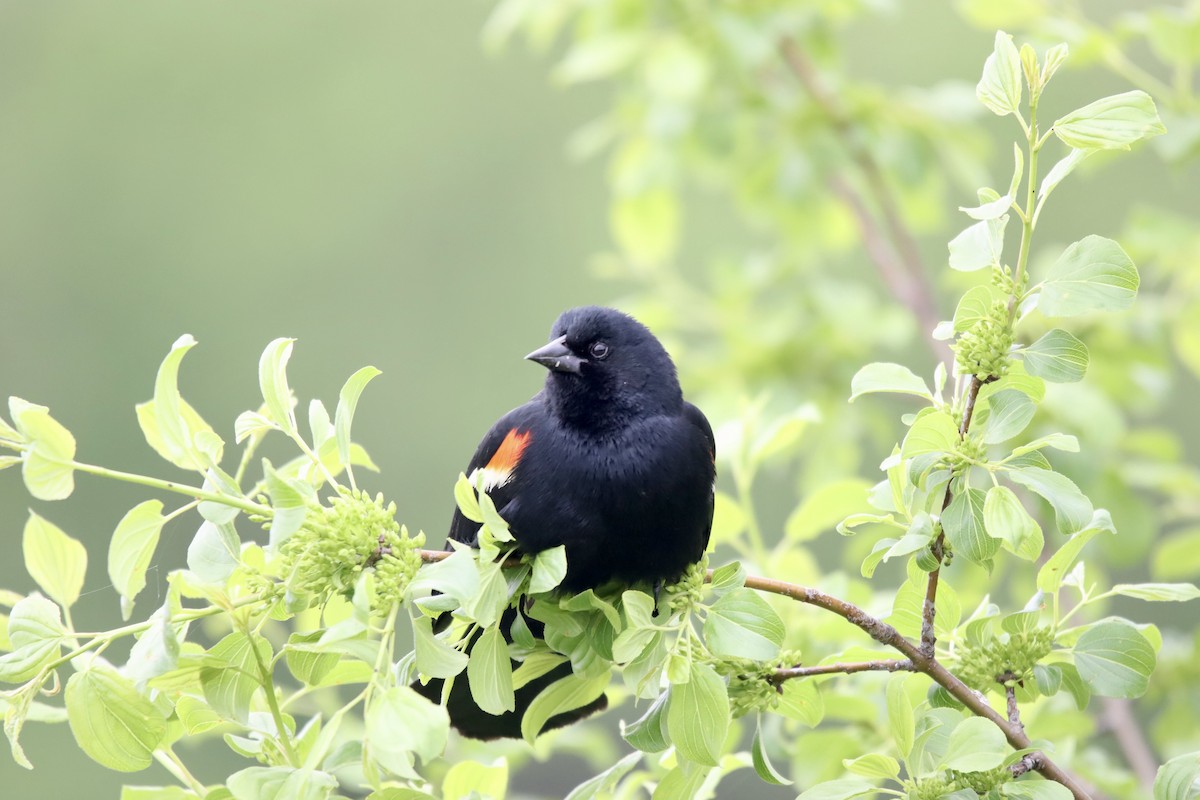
[2,1,1198,797]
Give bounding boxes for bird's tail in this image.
[409,605,608,740]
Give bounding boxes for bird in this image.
[413,305,715,739]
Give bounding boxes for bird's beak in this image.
[525,335,584,375]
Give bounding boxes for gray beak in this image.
[525,335,585,375]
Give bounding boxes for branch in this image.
[779,38,946,364]
[1003,679,1024,734]
[921,373,987,656]
[412,551,1099,800]
[769,658,913,684]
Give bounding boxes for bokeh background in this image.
[2,1,1198,797]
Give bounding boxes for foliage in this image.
[4,5,1200,800]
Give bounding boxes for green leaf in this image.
[259,338,298,434]
[1038,236,1139,317]
[1008,467,1093,534]
[530,545,568,594]
[453,473,484,523]
[108,500,167,620]
[887,675,915,759]
[849,363,932,402]
[708,563,746,595]
[1036,510,1115,592]
[666,661,729,766]
[942,488,998,565]
[0,594,65,683]
[776,677,824,726]
[901,412,960,459]
[652,760,712,799]
[959,192,1013,221]
[1110,583,1200,602]
[977,31,1023,115]
[411,615,469,679]
[843,753,900,780]
[565,751,642,800]
[622,689,670,753]
[187,521,241,585]
[9,397,77,500]
[795,778,875,800]
[125,605,181,687]
[983,486,1043,561]
[442,759,508,800]
[982,389,1035,444]
[953,285,997,334]
[1053,90,1166,150]
[335,366,381,476]
[1154,751,1200,800]
[284,632,341,686]
[1022,329,1089,383]
[941,716,1008,771]
[752,716,791,785]
[201,632,272,723]
[234,409,276,444]
[227,767,338,800]
[22,512,87,609]
[1003,782,1074,800]
[786,479,872,543]
[521,669,610,742]
[463,559,509,628]
[1073,619,1156,698]
[948,217,1007,271]
[263,461,313,547]
[367,686,449,772]
[468,625,515,716]
[139,334,220,473]
[702,588,784,660]
[1010,433,1079,457]
[66,662,167,771]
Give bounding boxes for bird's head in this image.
[526,306,682,429]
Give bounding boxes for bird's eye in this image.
[588,341,610,360]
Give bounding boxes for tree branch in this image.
[1004,680,1024,733]
[921,373,987,657]
[769,658,914,684]
[412,551,1098,800]
[778,37,946,364]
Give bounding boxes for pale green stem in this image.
[1009,96,1040,325]
[249,626,302,766]
[289,432,342,493]
[70,459,271,516]
[155,746,208,797]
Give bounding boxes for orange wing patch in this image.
[477,428,531,491]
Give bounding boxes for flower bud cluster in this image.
[954,300,1014,380]
[280,488,424,612]
[665,561,706,613]
[954,628,1053,690]
[718,649,804,718]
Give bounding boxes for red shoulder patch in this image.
[485,428,532,475]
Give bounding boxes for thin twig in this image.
[418,550,1099,800]
[769,658,914,684]
[1005,682,1024,733]
[779,37,946,364]
[921,373,986,656]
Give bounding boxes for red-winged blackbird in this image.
[414,306,715,739]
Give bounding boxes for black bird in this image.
[414,306,715,738]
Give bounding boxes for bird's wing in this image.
[447,399,543,547]
[683,401,716,555]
